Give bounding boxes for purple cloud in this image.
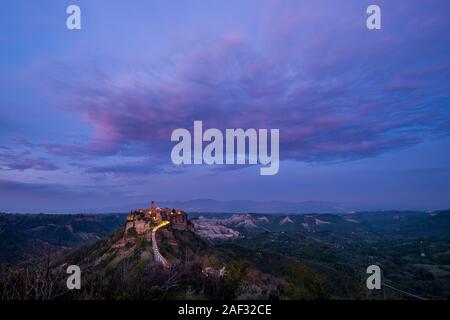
[1,0,450,210]
[17,0,450,175]
[0,150,59,171]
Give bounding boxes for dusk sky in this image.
[1,0,450,212]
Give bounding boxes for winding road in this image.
[151,221,170,268]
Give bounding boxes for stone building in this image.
[126,201,190,231]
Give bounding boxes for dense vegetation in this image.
[0,213,126,264]
[0,210,449,300]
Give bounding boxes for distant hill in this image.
[2,210,449,265]
[0,213,126,264]
[99,199,365,214]
[4,199,445,214]
[191,210,450,240]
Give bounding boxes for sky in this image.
[0,0,449,212]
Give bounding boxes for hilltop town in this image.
[125,201,191,234]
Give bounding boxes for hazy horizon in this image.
[2,198,449,214]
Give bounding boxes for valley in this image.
[0,209,449,300]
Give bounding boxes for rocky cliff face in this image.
[191,214,273,240]
[192,217,240,240]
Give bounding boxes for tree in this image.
[223,261,248,299]
[283,261,329,300]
